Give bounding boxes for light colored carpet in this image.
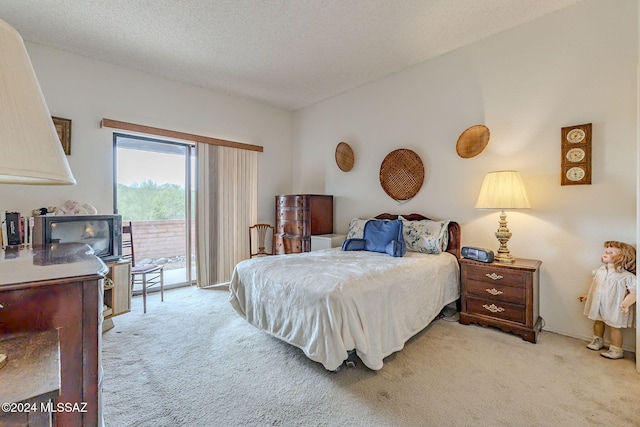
[102,286,640,427]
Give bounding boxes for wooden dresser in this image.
[459,257,542,343]
[0,244,107,426]
[275,195,333,254]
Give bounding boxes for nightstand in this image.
[459,257,543,343]
[310,234,346,251]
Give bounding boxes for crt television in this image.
[33,214,122,263]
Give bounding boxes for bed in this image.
[229,213,461,371]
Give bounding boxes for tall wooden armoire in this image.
[275,194,333,254]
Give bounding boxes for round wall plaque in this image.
[335,142,355,172]
[379,149,424,201]
[456,125,490,158]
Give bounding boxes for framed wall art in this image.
[52,116,71,155]
[561,123,591,186]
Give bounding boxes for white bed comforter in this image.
[229,248,460,371]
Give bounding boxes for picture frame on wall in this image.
[560,123,591,186]
[52,116,71,155]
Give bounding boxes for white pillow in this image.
[401,219,450,254]
[346,218,371,239]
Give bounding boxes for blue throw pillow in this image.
[342,219,406,257]
[341,238,366,251]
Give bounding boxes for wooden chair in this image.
[249,224,275,258]
[121,221,164,313]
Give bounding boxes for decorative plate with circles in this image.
[566,148,585,163]
[566,167,586,182]
[566,128,585,143]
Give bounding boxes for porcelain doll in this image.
[578,241,636,359]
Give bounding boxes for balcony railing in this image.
[126,219,195,288]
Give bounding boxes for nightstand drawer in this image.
[459,258,542,343]
[466,296,525,324]
[465,264,527,287]
[465,280,525,305]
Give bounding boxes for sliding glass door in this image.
[113,133,195,289]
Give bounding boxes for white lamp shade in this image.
[475,170,531,209]
[0,18,75,185]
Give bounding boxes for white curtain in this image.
[195,143,258,287]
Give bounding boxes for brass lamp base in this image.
[494,210,516,264]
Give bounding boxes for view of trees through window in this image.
[117,180,189,221]
[115,135,196,284]
[115,136,194,222]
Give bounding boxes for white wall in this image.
[636,0,640,372]
[293,0,638,348]
[0,43,294,225]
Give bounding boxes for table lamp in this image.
[474,170,530,264]
[0,18,76,369]
[0,18,75,185]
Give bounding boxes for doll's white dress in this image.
[583,265,636,328]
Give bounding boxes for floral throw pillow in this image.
[401,218,450,254]
[346,218,372,239]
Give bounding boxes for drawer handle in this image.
[485,273,503,280]
[482,303,505,313]
[485,288,503,296]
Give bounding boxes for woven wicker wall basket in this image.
[379,149,425,201]
[335,142,355,172]
[456,125,490,158]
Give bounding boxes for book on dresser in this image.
[275,194,333,254]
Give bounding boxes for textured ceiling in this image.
[0,0,583,111]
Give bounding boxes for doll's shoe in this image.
[601,346,624,359]
[586,336,604,351]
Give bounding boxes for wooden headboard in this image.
[375,213,461,260]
